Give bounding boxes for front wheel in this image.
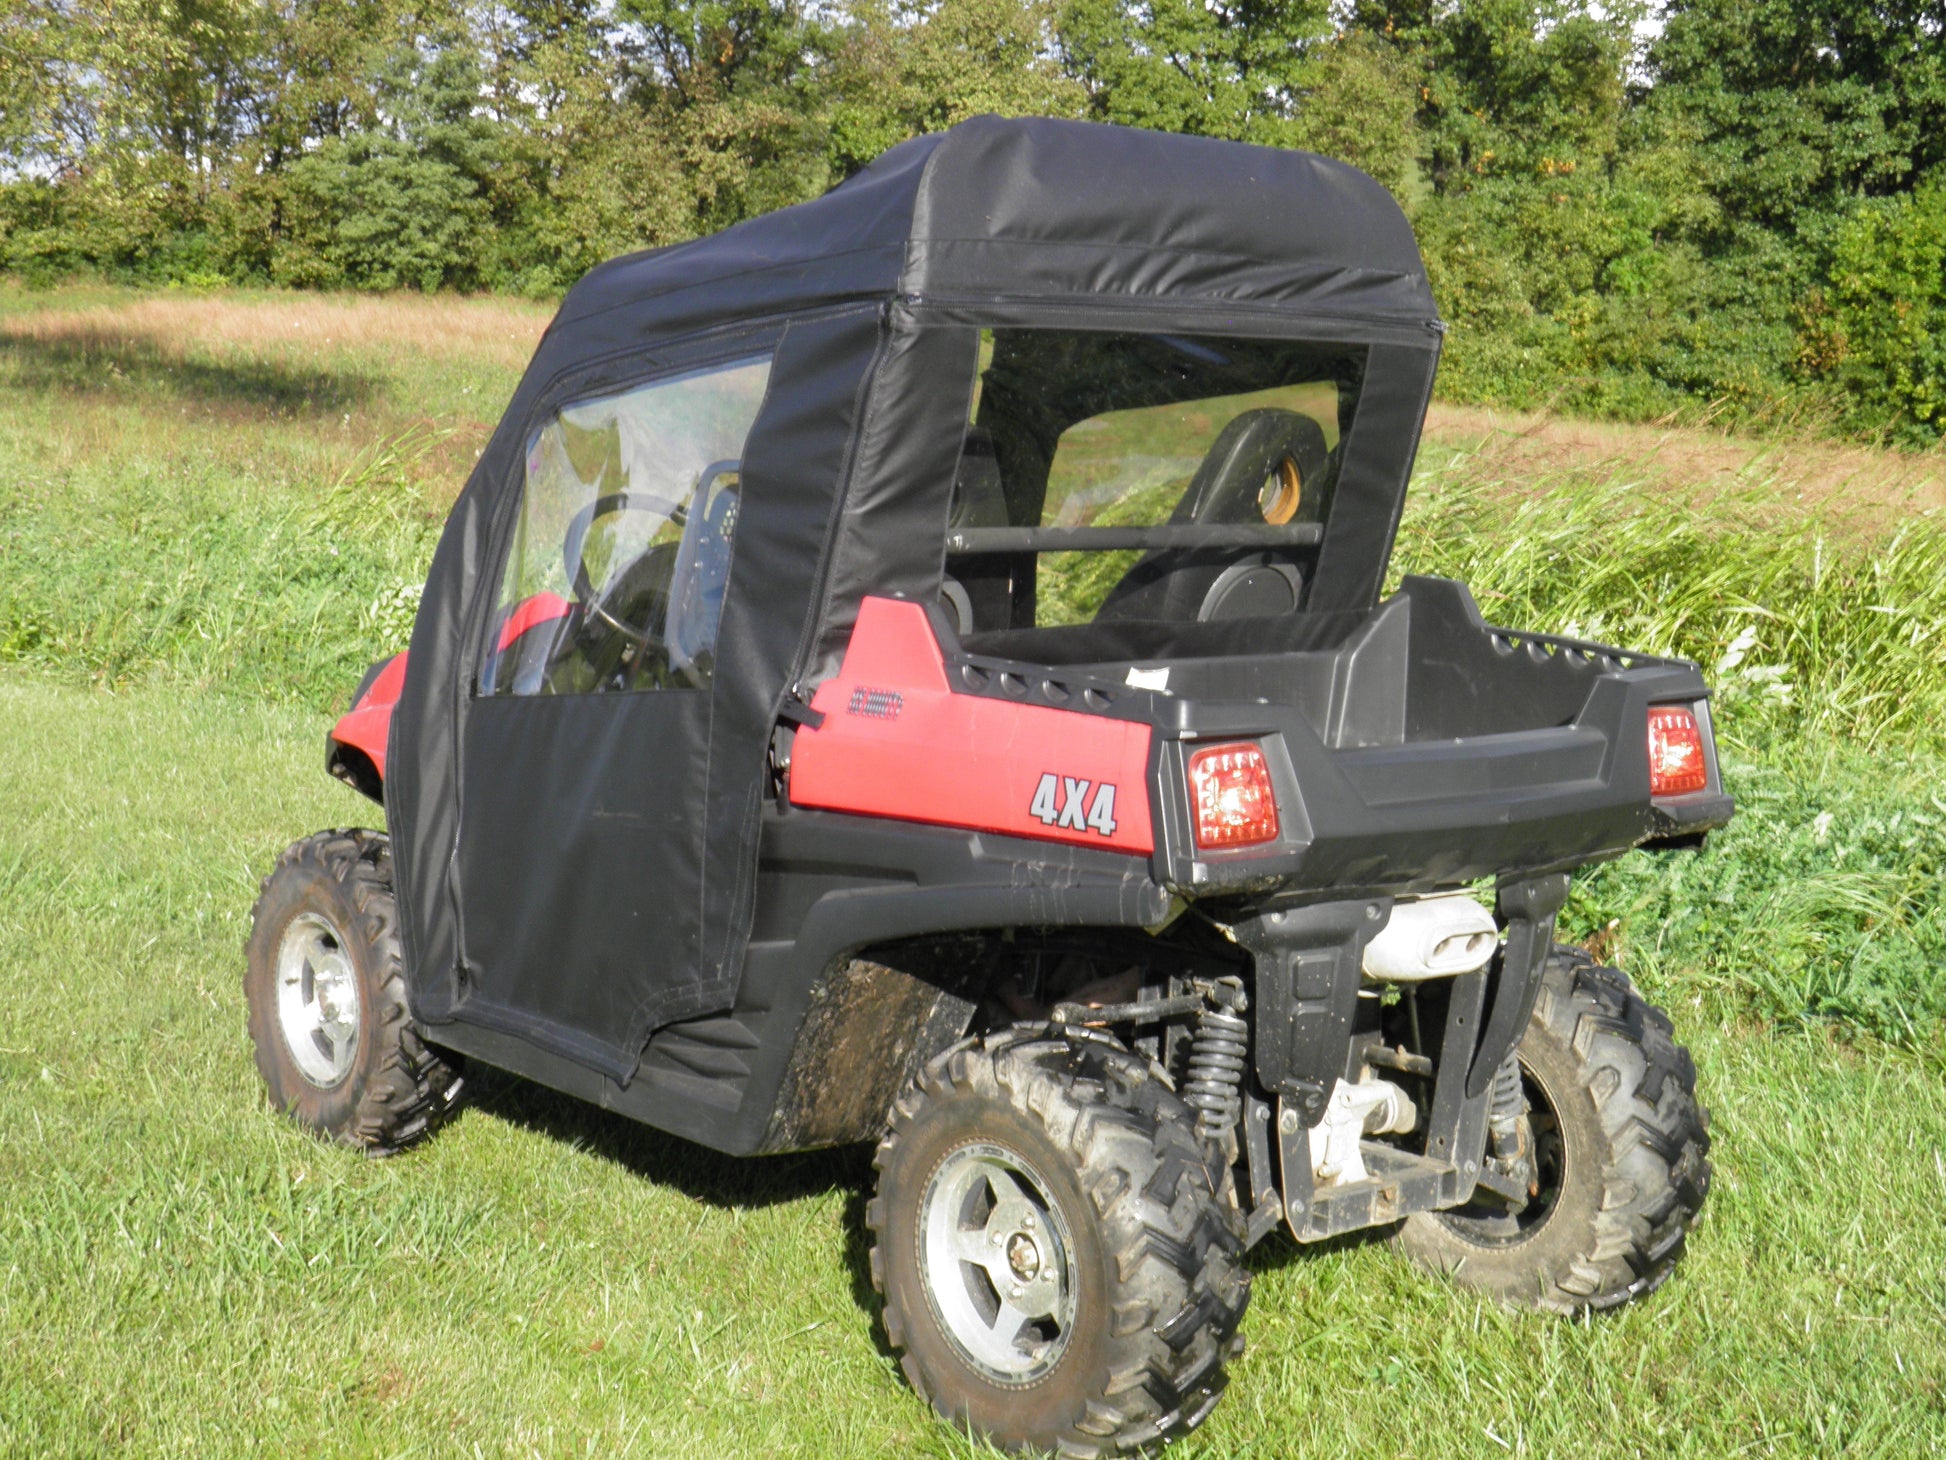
[868,1027,1249,1456]
[1393,948,1711,1313]
[244,829,462,1153]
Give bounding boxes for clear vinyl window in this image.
[945,331,1362,635]
[481,356,773,696]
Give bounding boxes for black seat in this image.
[1095,408,1331,624]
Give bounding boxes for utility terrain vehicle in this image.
[247,117,1729,1455]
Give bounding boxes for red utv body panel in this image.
[788,596,1156,855]
[329,593,575,796]
[495,591,574,653]
[331,652,408,781]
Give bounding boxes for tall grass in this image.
[0,426,441,705]
[1393,450,1946,750]
[0,286,547,374]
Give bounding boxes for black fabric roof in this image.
[550,116,1438,341]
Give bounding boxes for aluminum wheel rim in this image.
[274,912,361,1088]
[919,1141,1078,1384]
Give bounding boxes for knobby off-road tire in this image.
[244,829,462,1154]
[868,1026,1250,1457]
[1394,946,1711,1313]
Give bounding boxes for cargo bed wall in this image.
[1142,576,1677,750]
[1393,577,1676,740]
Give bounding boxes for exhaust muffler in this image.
[1362,895,1499,982]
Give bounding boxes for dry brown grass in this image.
[0,290,551,371]
[0,289,545,502]
[1423,402,1946,540]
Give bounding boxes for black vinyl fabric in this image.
[386,115,1443,1078]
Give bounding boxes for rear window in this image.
[944,331,1364,638]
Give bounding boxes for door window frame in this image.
[469,324,785,700]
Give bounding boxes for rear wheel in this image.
[869,1027,1249,1457]
[244,829,462,1153]
[1394,948,1710,1312]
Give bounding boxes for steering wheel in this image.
[558,462,743,690]
[561,490,687,646]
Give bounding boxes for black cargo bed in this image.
[962,575,1732,897]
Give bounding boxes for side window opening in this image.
[481,356,772,696]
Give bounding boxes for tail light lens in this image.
[1647,705,1708,796]
[1188,743,1280,848]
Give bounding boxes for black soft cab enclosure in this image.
[258,116,1730,1457]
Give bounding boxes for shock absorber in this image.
[1182,979,1250,1150]
[1486,1049,1525,1162]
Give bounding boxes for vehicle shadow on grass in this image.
[465,1068,898,1346]
[1244,1223,1394,1279]
[465,1066,872,1208]
[465,1069,1388,1356]
[0,330,377,418]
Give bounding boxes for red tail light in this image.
[1647,706,1708,796]
[1188,743,1280,848]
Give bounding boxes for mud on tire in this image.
[868,1026,1250,1457]
[1394,946,1711,1313]
[244,829,462,1154]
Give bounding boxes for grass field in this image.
[2,286,1944,1456]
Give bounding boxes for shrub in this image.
[1569,740,1946,1047]
[1817,177,1946,443]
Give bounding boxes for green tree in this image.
[1810,177,1946,439]
[1649,0,1946,228]
[1057,0,1334,144]
[0,0,70,165]
[823,0,1083,179]
[1284,30,1422,197]
[278,30,504,289]
[69,0,277,200]
[483,5,694,284]
[611,0,827,230]
[617,0,809,103]
[1346,0,1643,188]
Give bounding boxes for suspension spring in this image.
[1486,1049,1525,1160]
[1183,1006,1250,1146]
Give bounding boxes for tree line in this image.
[2,1,1942,440]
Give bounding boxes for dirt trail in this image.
[1423,404,1946,538]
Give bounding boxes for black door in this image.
[451,351,776,1080]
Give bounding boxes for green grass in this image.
[3,285,1945,1454]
